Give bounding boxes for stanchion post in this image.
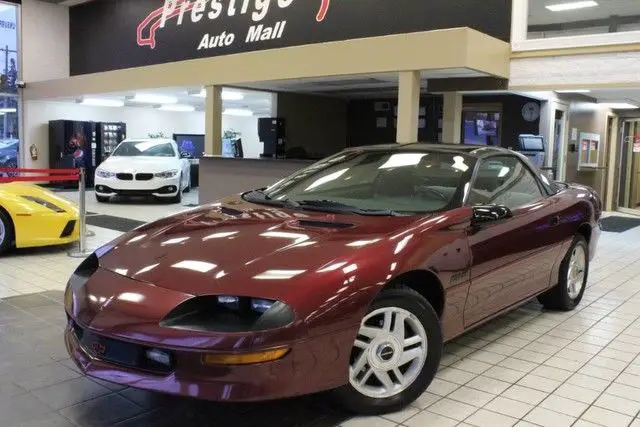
[68,168,93,258]
[78,168,86,254]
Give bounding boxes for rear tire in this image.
[538,235,588,311]
[0,209,14,255]
[334,285,442,415]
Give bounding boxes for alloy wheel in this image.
[349,307,428,399]
[567,244,586,299]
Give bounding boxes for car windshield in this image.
[248,150,476,215]
[112,140,176,157]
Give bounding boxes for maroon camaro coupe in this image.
[64,144,601,414]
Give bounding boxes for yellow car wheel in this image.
[0,209,14,254]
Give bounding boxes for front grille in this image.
[136,173,154,181]
[72,322,174,374]
[116,173,133,181]
[60,220,76,238]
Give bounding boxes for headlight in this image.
[20,195,65,213]
[154,170,179,179]
[217,296,276,314]
[160,295,294,332]
[96,169,115,178]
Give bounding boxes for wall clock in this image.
[522,102,540,122]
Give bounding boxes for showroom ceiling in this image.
[529,0,640,25]
[49,86,274,115]
[242,69,489,98]
[38,0,93,5]
[580,88,640,106]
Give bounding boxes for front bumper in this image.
[14,212,79,248]
[64,319,353,402]
[94,175,180,198]
[63,267,355,402]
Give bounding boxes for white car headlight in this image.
[154,170,179,179]
[96,169,115,178]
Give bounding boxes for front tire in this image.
[169,177,183,204]
[538,235,588,311]
[95,195,109,203]
[0,209,14,255]
[334,286,442,415]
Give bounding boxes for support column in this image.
[442,92,463,143]
[396,71,421,144]
[205,85,223,156]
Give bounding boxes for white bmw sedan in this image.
[94,138,191,204]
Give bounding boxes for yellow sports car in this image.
[0,182,79,254]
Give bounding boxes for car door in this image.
[463,155,563,327]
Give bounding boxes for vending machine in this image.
[96,122,126,163]
[49,120,97,187]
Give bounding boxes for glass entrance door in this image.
[618,120,640,212]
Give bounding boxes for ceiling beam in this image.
[427,77,509,92]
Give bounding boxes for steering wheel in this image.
[415,185,448,201]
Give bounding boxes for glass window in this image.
[112,140,176,157]
[527,0,640,40]
[258,150,476,214]
[0,2,18,173]
[468,156,544,209]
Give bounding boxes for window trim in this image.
[463,153,548,208]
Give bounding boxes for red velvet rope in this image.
[0,168,80,174]
[0,168,81,183]
[0,175,80,183]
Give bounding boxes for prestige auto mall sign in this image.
[137,0,331,51]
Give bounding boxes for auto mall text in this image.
[159,0,295,51]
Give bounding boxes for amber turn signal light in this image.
[202,347,290,366]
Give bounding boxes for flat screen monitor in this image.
[173,134,205,159]
[519,135,545,152]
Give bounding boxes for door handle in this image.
[550,216,560,227]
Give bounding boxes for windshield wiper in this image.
[292,200,404,216]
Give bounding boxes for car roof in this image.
[121,138,175,143]
[345,142,514,159]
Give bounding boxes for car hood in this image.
[97,196,418,301]
[99,156,178,173]
[0,182,78,215]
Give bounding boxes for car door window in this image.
[468,156,544,209]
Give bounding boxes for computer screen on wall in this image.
[519,135,545,152]
[463,112,501,146]
[174,134,205,159]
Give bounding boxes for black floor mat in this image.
[86,214,146,232]
[600,216,640,233]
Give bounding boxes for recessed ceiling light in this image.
[546,1,598,12]
[158,104,196,112]
[81,98,124,107]
[0,107,17,113]
[599,102,639,109]
[556,89,591,94]
[130,93,178,104]
[190,89,245,101]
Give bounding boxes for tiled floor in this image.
[2,189,640,426]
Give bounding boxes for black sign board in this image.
[70,0,511,76]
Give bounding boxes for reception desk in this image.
[198,156,314,204]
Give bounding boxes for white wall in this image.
[23,100,263,168]
[223,114,263,159]
[21,0,69,82]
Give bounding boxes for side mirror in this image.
[471,205,513,224]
